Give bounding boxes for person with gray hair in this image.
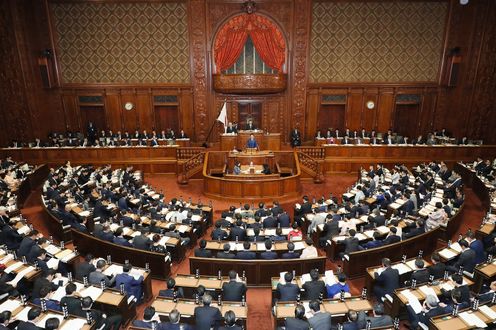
[406,294,445,329]
[193,294,222,330]
[162,309,193,330]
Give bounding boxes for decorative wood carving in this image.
[189,0,209,142]
[290,0,310,134]
[213,74,287,94]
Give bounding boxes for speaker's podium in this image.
[220,130,281,151]
[203,147,301,201]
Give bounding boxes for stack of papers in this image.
[300,273,311,284]
[60,319,88,330]
[391,263,411,275]
[439,248,457,260]
[4,261,23,274]
[0,299,21,312]
[79,286,103,301]
[401,290,422,313]
[324,270,336,286]
[459,312,487,328]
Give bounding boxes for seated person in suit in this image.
[302,269,327,300]
[281,242,300,259]
[235,241,256,260]
[59,282,82,315]
[357,303,393,329]
[233,162,241,175]
[342,310,359,330]
[478,280,496,304]
[410,259,430,285]
[438,288,470,313]
[260,239,278,259]
[132,306,161,329]
[440,273,470,305]
[229,219,246,241]
[112,227,132,247]
[194,294,222,330]
[195,239,213,258]
[277,272,300,302]
[261,163,271,175]
[76,296,122,330]
[360,231,384,250]
[32,285,61,311]
[219,310,242,330]
[44,318,60,330]
[307,300,332,330]
[114,263,144,302]
[245,119,256,131]
[0,311,13,329]
[290,128,301,148]
[159,278,185,298]
[326,273,350,299]
[284,305,310,330]
[406,294,446,329]
[221,270,247,302]
[447,239,476,273]
[428,252,446,280]
[226,122,237,134]
[373,258,399,300]
[88,259,115,287]
[211,222,228,241]
[466,230,486,265]
[246,134,258,149]
[383,227,401,245]
[402,219,425,239]
[342,229,360,256]
[300,238,318,259]
[163,309,193,330]
[16,307,43,330]
[216,243,236,259]
[75,254,96,281]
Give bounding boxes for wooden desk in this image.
[189,256,326,287]
[152,297,247,326]
[430,304,496,329]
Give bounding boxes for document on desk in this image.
[36,313,64,327]
[79,286,103,301]
[479,305,496,320]
[450,242,462,253]
[45,244,61,256]
[0,299,21,312]
[10,266,34,286]
[324,270,336,286]
[391,263,411,275]
[418,286,439,302]
[4,261,23,274]
[103,264,122,277]
[60,318,87,330]
[293,242,305,250]
[459,312,487,328]
[439,248,457,260]
[300,273,311,284]
[401,289,422,314]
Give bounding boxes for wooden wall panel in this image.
[362,90,378,131]
[61,91,79,131]
[346,90,363,130]
[136,91,152,130]
[179,89,194,136]
[105,91,122,132]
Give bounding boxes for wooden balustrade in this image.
[178,151,206,184]
[176,147,206,160]
[296,146,325,159]
[296,151,324,183]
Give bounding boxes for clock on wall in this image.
[366,101,375,109]
[124,102,134,111]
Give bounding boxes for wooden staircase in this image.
[296,147,325,183]
[177,148,205,184]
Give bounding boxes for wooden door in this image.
[155,106,179,132]
[237,102,262,130]
[318,105,345,132]
[80,106,106,131]
[394,104,419,139]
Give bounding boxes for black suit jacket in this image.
[75,261,96,281]
[383,235,401,245]
[194,305,222,330]
[222,280,246,301]
[277,282,300,301]
[411,269,430,284]
[302,279,326,300]
[284,318,310,330]
[374,267,399,298]
[454,249,477,273]
[235,250,256,260]
[428,262,446,279]
[16,322,43,330]
[60,295,82,315]
[343,237,360,254]
[194,248,213,258]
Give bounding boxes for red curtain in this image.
[214,14,286,73]
[249,15,286,72]
[214,15,249,72]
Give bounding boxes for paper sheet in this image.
[59,318,88,330]
[79,286,103,301]
[47,258,60,270]
[418,286,439,302]
[103,264,123,276]
[0,299,21,312]
[61,252,77,263]
[391,263,412,275]
[324,270,335,286]
[45,245,61,256]
[450,242,462,253]
[10,266,34,286]
[401,289,422,314]
[51,285,67,302]
[479,305,496,320]
[293,242,305,250]
[300,273,311,284]
[4,261,23,274]
[459,312,487,328]
[439,248,457,260]
[14,306,31,322]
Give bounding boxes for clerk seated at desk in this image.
[233,162,241,175]
[246,134,258,149]
[226,122,238,134]
[245,119,256,131]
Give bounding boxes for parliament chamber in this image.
[1,0,496,329]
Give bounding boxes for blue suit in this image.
[246,138,258,148]
[326,282,350,298]
[470,240,486,264]
[32,298,62,311]
[115,273,143,301]
[113,236,132,247]
[260,251,278,259]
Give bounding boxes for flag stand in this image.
[202,100,228,148]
